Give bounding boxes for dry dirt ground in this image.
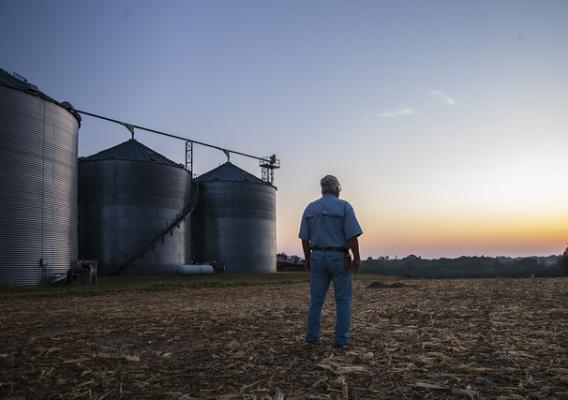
[1,277,567,399]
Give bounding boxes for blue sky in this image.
[2,0,567,257]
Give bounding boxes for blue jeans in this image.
[305,251,352,345]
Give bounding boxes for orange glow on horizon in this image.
[277,209,568,258]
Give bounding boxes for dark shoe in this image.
[332,342,351,349]
[305,338,321,345]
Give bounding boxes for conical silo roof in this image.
[0,68,54,101]
[81,139,181,167]
[0,68,81,123]
[195,162,267,184]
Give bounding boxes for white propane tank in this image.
[176,264,215,275]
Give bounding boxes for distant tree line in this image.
[363,250,568,279]
[563,245,568,276]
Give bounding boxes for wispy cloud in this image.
[377,106,415,118]
[430,90,455,106]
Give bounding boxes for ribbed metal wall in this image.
[193,180,277,273]
[0,85,79,285]
[78,159,192,276]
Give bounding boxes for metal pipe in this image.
[76,109,271,163]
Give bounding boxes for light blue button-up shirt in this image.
[298,194,363,248]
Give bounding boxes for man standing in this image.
[299,175,363,348]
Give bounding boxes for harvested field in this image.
[1,275,567,399]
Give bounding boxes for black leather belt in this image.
[310,247,349,253]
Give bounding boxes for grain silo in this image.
[0,69,80,285]
[193,162,277,273]
[78,139,194,276]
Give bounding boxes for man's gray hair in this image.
[320,175,341,193]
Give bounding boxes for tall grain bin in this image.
[193,162,276,273]
[0,69,80,285]
[79,139,193,276]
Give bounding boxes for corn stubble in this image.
[0,277,566,399]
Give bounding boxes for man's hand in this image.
[352,258,361,273]
[304,258,310,271]
[347,236,362,274]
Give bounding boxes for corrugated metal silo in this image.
[193,162,276,273]
[0,69,80,285]
[78,139,193,276]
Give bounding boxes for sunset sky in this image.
[2,0,567,258]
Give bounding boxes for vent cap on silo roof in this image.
[0,68,81,124]
[195,162,267,184]
[81,139,182,167]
